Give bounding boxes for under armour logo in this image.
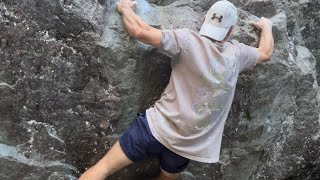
[212,13,223,22]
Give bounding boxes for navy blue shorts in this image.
[119,112,190,173]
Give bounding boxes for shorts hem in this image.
[119,136,137,162]
[160,162,189,174]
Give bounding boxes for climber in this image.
[79,0,274,179]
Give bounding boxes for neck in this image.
[219,39,227,44]
[219,35,229,44]
[201,35,227,44]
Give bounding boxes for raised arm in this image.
[116,0,162,47]
[250,17,274,64]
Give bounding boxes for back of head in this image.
[199,0,238,41]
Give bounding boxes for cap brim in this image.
[199,23,229,41]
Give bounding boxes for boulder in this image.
[0,0,319,179]
[286,0,320,84]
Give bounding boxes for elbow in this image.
[263,51,272,61]
[258,53,271,64]
[258,48,273,63]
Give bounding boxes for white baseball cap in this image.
[199,0,238,41]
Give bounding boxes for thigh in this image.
[79,140,133,180]
[159,148,190,174]
[99,140,133,175]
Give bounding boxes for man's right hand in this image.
[116,0,162,47]
[116,0,137,15]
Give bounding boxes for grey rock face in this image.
[0,0,319,179]
[287,0,320,84]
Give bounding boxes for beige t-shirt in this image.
[146,28,259,163]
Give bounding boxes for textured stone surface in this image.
[286,0,320,84]
[0,0,319,179]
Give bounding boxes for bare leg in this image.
[79,140,132,180]
[151,169,180,180]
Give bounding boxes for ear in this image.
[226,25,235,36]
[229,25,235,32]
[221,25,235,42]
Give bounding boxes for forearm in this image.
[120,7,162,47]
[121,8,150,38]
[258,27,274,60]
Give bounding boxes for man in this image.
[80,0,274,179]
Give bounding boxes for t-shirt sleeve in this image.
[158,29,189,58]
[235,42,259,72]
